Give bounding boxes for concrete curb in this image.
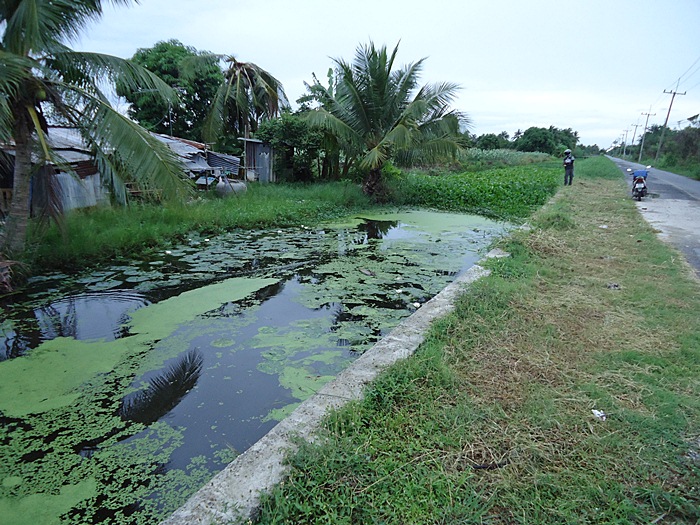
[161,250,505,525]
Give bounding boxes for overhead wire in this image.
[641,55,700,126]
[676,54,700,85]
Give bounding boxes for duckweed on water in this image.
[0,210,506,524]
[0,278,278,418]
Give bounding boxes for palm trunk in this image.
[2,118,32,255]
[362,166,383,197]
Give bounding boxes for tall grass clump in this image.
[576,155,625,180]
[29,181,371,270]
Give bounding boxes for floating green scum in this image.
[0,210,506,525]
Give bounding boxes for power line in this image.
[662,55,700,93]
[678,54,700,83]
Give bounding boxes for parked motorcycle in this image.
[626,166,651,201]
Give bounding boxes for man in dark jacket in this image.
[563,149,575,185]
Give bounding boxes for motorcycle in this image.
[626,166,650,201]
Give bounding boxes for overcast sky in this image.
[75,0,700,148]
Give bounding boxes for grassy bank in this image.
[23,158,561,272]
[27,181,373,271]
[253,156,700,524]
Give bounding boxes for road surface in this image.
[609,156,700,278]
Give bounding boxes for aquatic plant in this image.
[388,165,561,221]
[0,211,504,525]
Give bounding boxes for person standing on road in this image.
[564,149,576,186]
[563,149,575,185]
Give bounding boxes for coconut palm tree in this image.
[203,55,288,150]
[0,0,192,255]
[304,42,468,196]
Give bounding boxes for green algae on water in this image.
[0,277,278,418]
[0,478,97,525]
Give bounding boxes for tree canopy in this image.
[119,39,224,141]
[1,0,192,254]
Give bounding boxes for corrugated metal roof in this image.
[46,128,89,152]
[4,128,244,179]
[153,134,203,157]
[184,153,211,171]
[206,151,240,173]
[54,151,92,163]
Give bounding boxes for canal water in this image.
[0,210,505,524]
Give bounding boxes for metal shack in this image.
[238,138,274,183]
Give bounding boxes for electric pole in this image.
[629,123,641,153]
[622,129,630,156]
[638,107,655,163]
[655,83,686,162]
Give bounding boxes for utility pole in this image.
[629,123,641,152]
[622,129,630,156]
[655,83,686,162]
[638,107,655,163]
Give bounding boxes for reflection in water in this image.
[1,290,150,361]
[120,349,204,425]
[356,219,398,240]
[35,290,150,341]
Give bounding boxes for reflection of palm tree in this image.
[119,349,203,424]
[358,219,397,240]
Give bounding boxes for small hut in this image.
[238,138,274,183]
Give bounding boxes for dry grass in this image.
[434,174,700,521]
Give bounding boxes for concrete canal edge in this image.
[160,248,510,525]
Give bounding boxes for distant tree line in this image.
[126,41,601,189]
[469,127,600,157]
[610,122,700,179]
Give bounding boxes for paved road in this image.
[609,156,700,278]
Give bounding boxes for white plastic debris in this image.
[165,250,172,255]
[412,302,421,308]
[592,409,607,421]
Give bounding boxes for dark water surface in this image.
[0,210,505,524]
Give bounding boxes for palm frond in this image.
[49,50,177,103]
[55,84,192,201]
[0,50,34,142]
[361,145,389,170]
[202,80,230,143]
[304,107,362,154]
[2,0,133,54]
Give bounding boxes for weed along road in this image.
[611,157,700,277]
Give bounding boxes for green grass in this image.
[27,181,373,270]
[458,147,554,172]
[253,157,700,524]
